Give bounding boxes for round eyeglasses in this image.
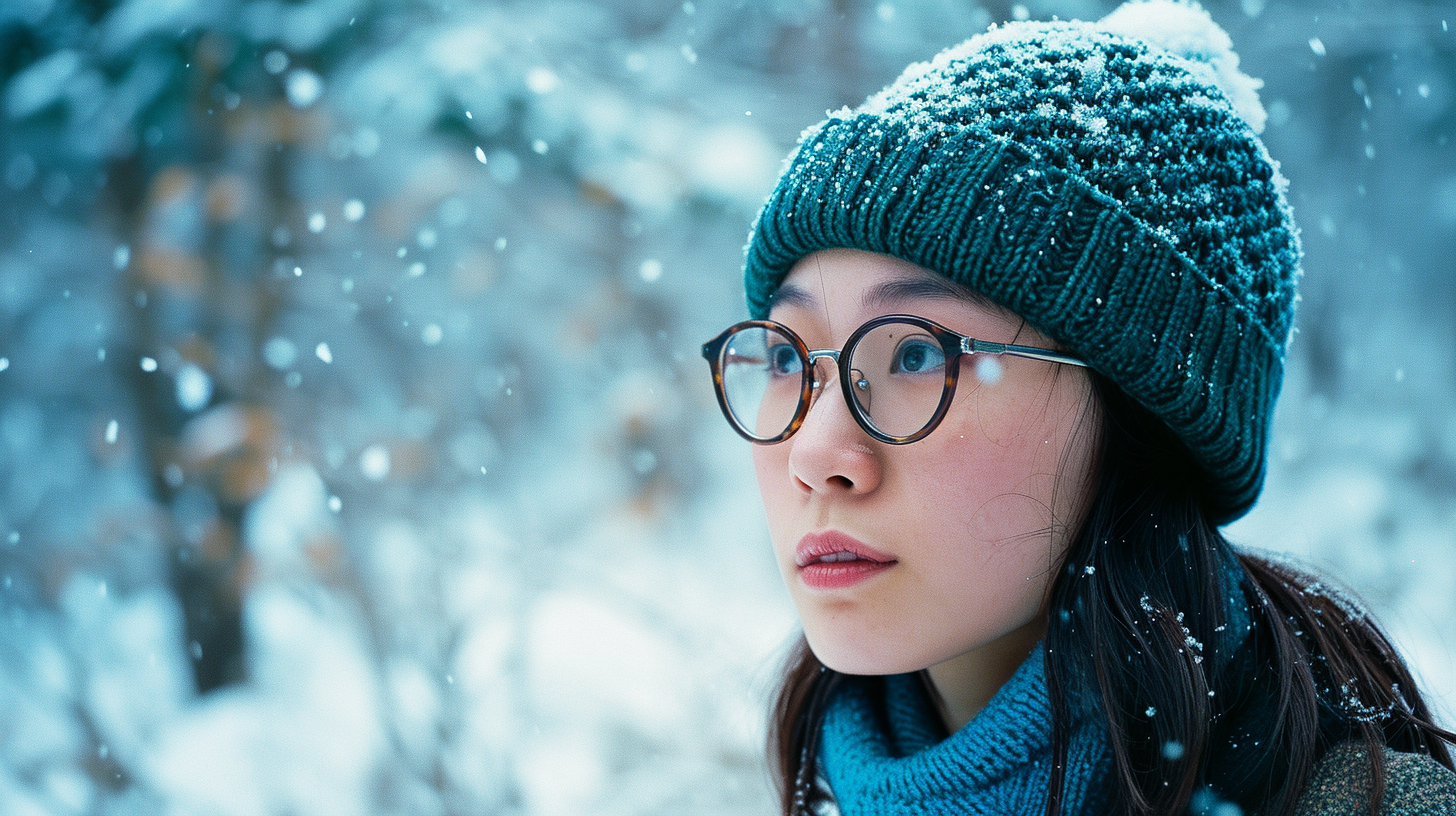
[701,315,1088,445]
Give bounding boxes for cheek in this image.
[918,416,1059,538]
[752,443,787,493]
[751,445,795,529]
[934,526,1059,611]
[916,380,1095,557]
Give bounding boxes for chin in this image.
[805,630,928,676]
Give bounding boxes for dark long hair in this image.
[768,373,1455,815]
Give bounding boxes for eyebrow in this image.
[862,275,1002,313]
[768,281,816,310]
[767,272,1001,314]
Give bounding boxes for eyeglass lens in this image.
[719,324,805,440]
[849,321,947,438]
[717,321,949,441]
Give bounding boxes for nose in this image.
[787,357,882,495]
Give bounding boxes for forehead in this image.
[768,249,1011,330]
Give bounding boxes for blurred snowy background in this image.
[0,0,1452,813]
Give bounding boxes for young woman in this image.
[701,3,1456,814]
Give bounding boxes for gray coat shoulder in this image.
[1294,741,1456,816]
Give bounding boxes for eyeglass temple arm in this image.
[962,338,1088,368]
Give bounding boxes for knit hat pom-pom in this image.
[1098,0,1267,133]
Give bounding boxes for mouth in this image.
[794,531,897,590]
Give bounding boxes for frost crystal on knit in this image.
[1099,0,1267,133]
[743,2,1301,521]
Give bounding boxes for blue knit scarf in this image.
[819,648,1111,815]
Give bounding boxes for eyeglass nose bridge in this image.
[804,349,843,396]
[804,347,872,394]
[803,348,874,423]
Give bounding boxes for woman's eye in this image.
[767,344,803,376]
[892,338,945,374]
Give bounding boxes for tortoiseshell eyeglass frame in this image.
[701,314,1088,445]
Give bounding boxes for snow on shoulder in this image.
[1099,0,1268,134]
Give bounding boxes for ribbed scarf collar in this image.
[819,648,1111,815]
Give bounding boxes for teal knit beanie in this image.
[743,0,1301,523]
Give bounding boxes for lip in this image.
[794,531,897,590]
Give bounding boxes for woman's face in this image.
[754,248,1099,676]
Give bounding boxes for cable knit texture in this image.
[820,649,1111,814]
[743,1,1301,522]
